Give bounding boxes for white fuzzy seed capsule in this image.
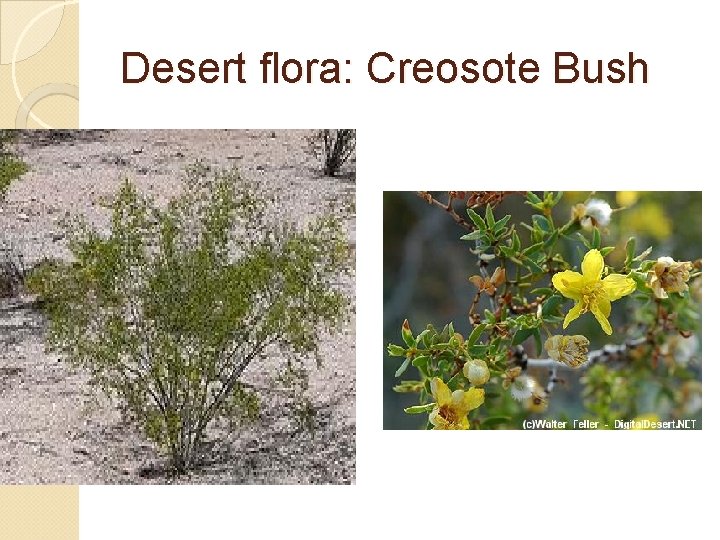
[463,359,490,387]
[510,375,537,401]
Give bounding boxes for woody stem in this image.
[527,338,646,370]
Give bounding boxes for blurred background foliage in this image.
[383,191,701,429]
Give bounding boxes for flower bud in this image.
[463,359,490,387]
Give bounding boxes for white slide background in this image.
[81,1,717,539]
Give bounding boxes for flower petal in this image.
[430,418,451,430]
[581,249,604,283]
[428,407,444,428]
[562,301,584,329]
[602,274,636,301]
[552,270,584,299]
[460,387,485,413]
[591,297,612,335]
[430,377,451,406]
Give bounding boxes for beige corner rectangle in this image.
[0,0,79,128]
[0,485,79,540]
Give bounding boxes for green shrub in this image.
[27,165,350,472]
[0,130,27,200]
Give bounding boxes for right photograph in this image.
[384,191,701,430]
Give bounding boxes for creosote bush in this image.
[27,165,350,471]
[0,130,28,201]
[311,129,356,177]
[0,130,28,297]
[388,191,701,430]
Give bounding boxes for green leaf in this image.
[499,245,515,258]
[523,242,544,256]
[466,208,486,230]
[542,229,559,249]
[421,326,436,348]
[541,295,565,319]
[460,230,486,241]
[532,327,542,354]
[416,329,431,349]
[522,256,544,274]
[467,324,485,348]
[625,237,636,262]
[530,287,554,296]
[532,215,552,233]
[412,355,431,377]
[485,204,495,228]
[446,322,455,338]
[394,357,411,377]
[634,246,653,262]
[401,320,415,347]
[393,380,423,393]
[591,227,601,249]
[387,344,406,357]
[599,246,615,257]
[512,327,535,346]
[511,230,521,252]
[558,220,581,237]
[404,403,435,415]
[493,214,511,232]
[447,371,464,391]
[629,271,650,289]
[526,192,542,204]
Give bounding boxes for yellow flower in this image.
[648,257,693,299]
[463,359,490,386]
[545,335,590,368]
[552,249,635,335]
[428,377,484,430]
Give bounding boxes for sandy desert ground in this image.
[0,130,355,484]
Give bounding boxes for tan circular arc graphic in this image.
[15,82,79,127]
[5,0,79,128]
[0,1,64,64]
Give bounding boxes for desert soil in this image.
[0,130,355,484]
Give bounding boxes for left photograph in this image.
[0,129,356,484]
